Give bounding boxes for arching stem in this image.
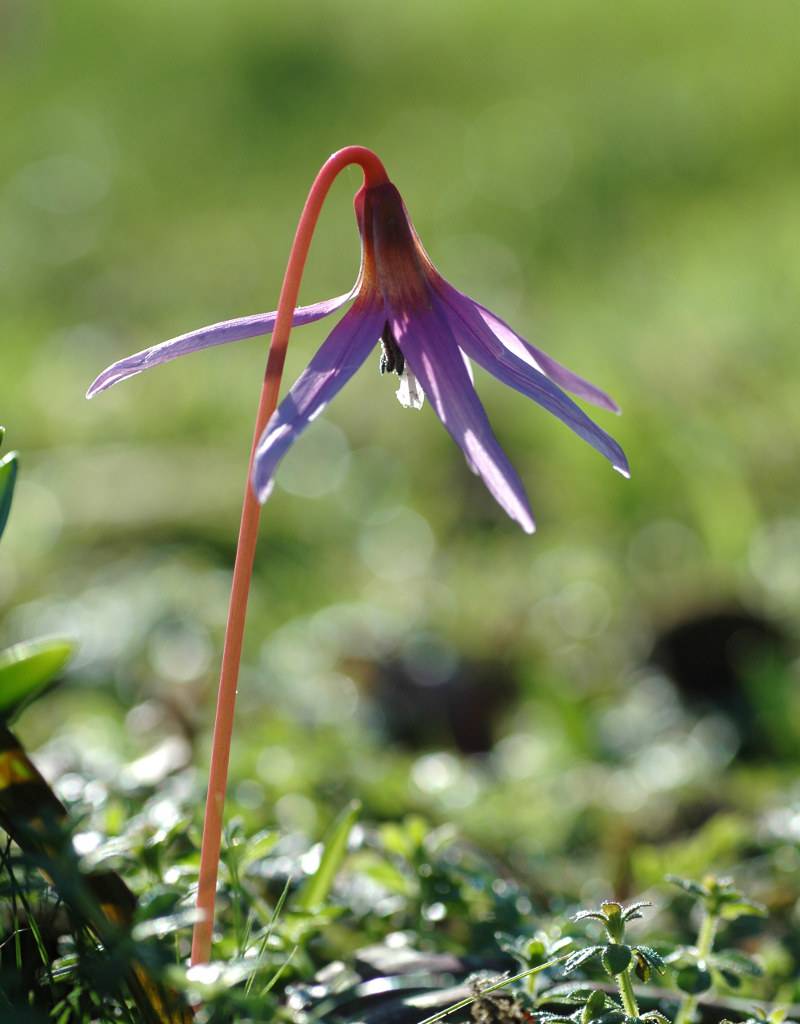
[190,146,388,966]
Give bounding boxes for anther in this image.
[378,323,405,377]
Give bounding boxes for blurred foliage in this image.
[1,0,800,1020]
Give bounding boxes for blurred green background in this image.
[2,0,800,892]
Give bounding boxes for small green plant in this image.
[420,879,783,1024]
[666,875,765,1024]
[558,900,667,1023]
[496,927,573,999]
[415,901,669,1024]
[0,429,191,1022]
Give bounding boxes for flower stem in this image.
[190,146,388,966]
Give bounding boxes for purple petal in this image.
[475,301,620,413]
[435,283,630,478]
[461,351,475,385]
[390,304,535,534]
[86,289,356,398]
[252,297,385,502]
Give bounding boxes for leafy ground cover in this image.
[2,425,799,1020]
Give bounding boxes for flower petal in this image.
[86,289,356,398]
[474,300,620,413]
[251,297,385,502]
[390,303,535,534]
[435,283,629,477]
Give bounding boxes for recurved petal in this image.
[86,289,356,398]
[436,284,630,478]
[390,304,535,534]
[475,301,620,413]
[251,297,385,503]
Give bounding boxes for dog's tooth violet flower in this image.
[89,178,628,533]
[88,148,630,968]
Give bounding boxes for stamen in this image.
[378,322,424,408]
[379,323,405,376]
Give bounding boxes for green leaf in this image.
[562,946,603,975]
[526,937,548,960]
[542,984,619,1011]
[582,990,611,1023]
[296,799,360,911]
[379,814,429,858]
[348,849,413,895]
[601,944,632,976]
[676,964,712,994]
[0,638,74,722]
[238,830,279,871]
[666,875,707,898]
[495,930,525,955]
[540,983,597,1005]
[641,1013,671,1024]
[621,900,651,922]
[573,910,609,924]
[635,945,666,973]
[592,1012,627,1024]
[0,450,19,543]
[718,898,768,921]
[711,950,763,977]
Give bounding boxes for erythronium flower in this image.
[89,181,628,533]
[88,148,628,969]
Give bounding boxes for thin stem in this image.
[673,983,696,1022]
[674,911,718,1024]
[190,146,389,966]
[415,953,572,1024]
[617,966,640,1018]
[696,911,718,960]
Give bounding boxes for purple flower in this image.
[89,181,628,533]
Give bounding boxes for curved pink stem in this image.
[190,146,388,966]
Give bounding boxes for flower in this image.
[88,180,628,533]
